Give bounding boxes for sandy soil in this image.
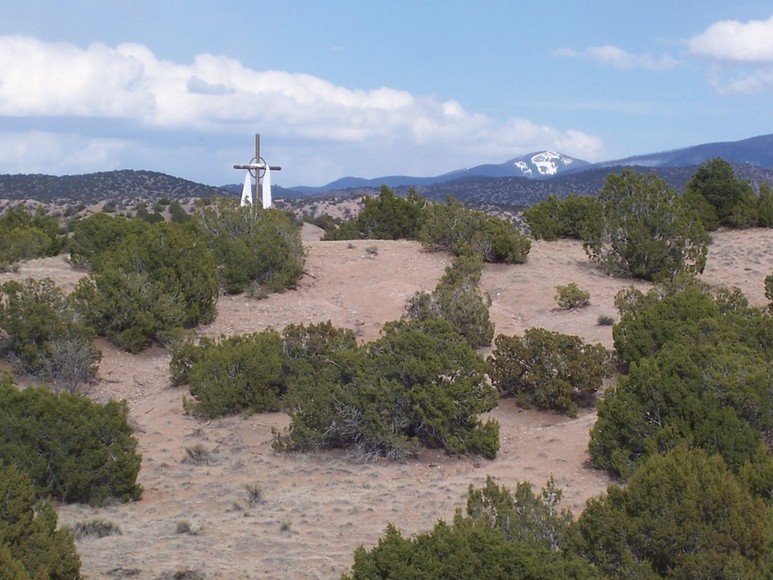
[2,227,772,579]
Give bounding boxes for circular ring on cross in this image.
[248,157,267,179]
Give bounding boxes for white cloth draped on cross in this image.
[238,167,273,209]
[233,134,282,210]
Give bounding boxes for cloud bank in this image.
[687,15,773,94]
[0,35,602,184]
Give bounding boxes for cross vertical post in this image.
[254,133,260,203]
[232,133,283,209]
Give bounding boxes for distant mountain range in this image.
[285,133,773,196]
[2,134,772,208]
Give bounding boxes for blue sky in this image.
[1,1,772,187]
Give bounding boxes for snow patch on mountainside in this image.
[510,150,579,178]
[531,151,572,175]
[513,161,532,176]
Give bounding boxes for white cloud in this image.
[0,35,604,184]
[555,45,679,71]
[0,131,129,174]
[706,65,773,95]
[686,16,773,94]
[688,16,773,62]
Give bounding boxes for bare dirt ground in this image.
[3,226,772,579]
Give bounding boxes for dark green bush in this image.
[169,200,192,223]
[280,320,359,389]
[590,278,773,479]
[177,330,286,418]
[569,447,772,578]
[0,377,142,505]
[419,198,531,263]
[276,318,500,459]
[0,462,81,578]
[72,220,219,352]
[0,205,63,265]
[522,195,562,241]
[195,198,305,295]
[589,327,773,479]
[68,212,147,269]
[487,328,609,417]
[684,158,757,230]
[0,278,100,391]
[135,205,165,223]
[345,477,595,579]
[584,170,708,281]
[759,182,773,228]
[612,276,770,367]
[405,254,494,347]
[523,194,603,241]
[323,186,426,241]
[465,476,574,550]
[554,282,590,310]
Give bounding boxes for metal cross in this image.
[233,134,282,207]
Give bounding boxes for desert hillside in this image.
[2,227,771,578]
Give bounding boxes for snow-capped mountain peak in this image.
[510,150,584,178]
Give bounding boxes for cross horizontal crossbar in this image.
[233,164,282,171]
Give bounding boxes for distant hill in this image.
[298,163,773,210]
[284,133,773,199]
[600,133,773,170]
[3,134,773,210]
[288,151,590,194]
[0,170,223,202]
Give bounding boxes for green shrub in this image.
[405,254,494,347]
[589,326,773,479]
[196,198,305,295]
[0,227,53,264]
[522,195,562,241]
[345,477,595,579]
[570,447,772,578]
[465,476,574,550]
[418,198,530,263]
[554,282,590,310]
[280,321,359,389]
[72,220,219,352]
[177,330,285,418]
[759,182,773,227]
[523,194,603,241]
[487,329,609,417]
[729,189,762,229]
[611,276,769,367]
[0,377,142,505]
[0,278,100,391]
[68,212,147,269]
[590,279,773,479]
[766,273,773,312]
[169,200,192,223]
[135,205,164,223]
[323,186,426,241]
[684,158,757,229]
[276,318,500,459]
[0,463,81,578]
[584,170,708,281]
[0,205,63,265]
